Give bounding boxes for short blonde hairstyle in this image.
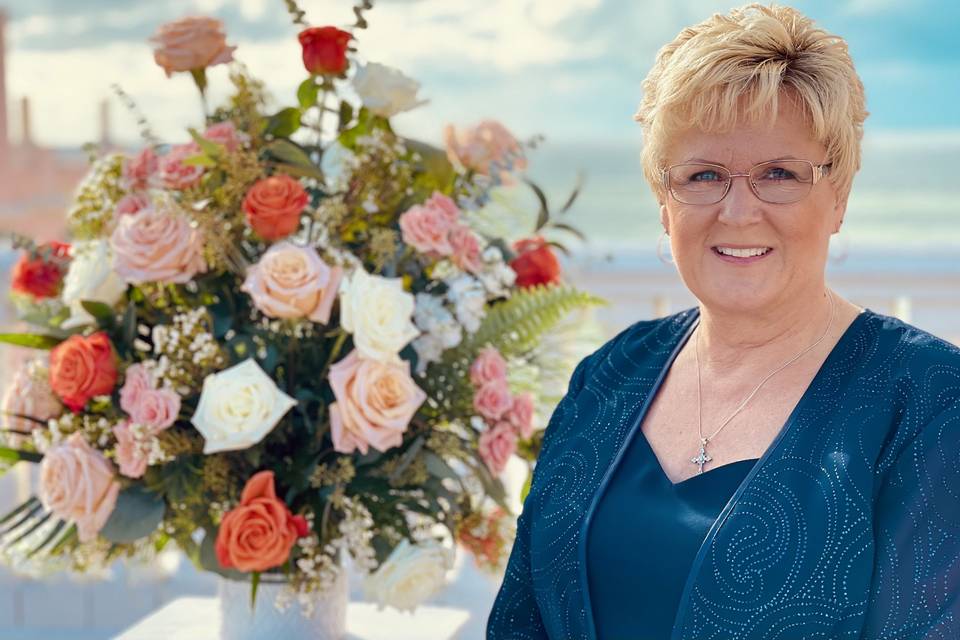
[635,4,868,202]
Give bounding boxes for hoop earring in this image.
[829,230,849,265]
[657,231,674,266]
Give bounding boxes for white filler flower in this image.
[190,358,296,454]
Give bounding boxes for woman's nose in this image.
[716,176,764,226]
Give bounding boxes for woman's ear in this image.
[659,203,670,235]
[832,197,848,235]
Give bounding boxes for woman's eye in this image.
[690,170,722,182]
[759,167,796,180]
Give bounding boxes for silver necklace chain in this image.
[690,289,837,473]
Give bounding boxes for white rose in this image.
[352,62,428,118]
[60,240,127,329]
[339,268,420,363]
[190,359,296,454]
[363,539,453,612]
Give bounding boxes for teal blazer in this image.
[487,308,960,639]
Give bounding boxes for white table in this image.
[112,597,471,640]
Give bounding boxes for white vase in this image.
[218,569,348,640]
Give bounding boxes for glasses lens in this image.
[750,160,814,204]
[667,164,730,204]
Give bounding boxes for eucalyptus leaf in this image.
[0,333,62,349]
[100,485,165,543]
[198,529,247,580]
[297,79,319,110]
[262,140,323,180]
[265,107,302,138]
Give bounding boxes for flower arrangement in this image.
[0,1,602,613]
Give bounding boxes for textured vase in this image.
[218,569,348,640]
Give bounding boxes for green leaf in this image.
[182,154,218,168]
[297,79,320,110]
[548,221,586,241]
[262,139,323,180]
[26,519,66,559]
[5,511,52,547]
[524,178,550,231]
[404,138,456,193]
[0,447,43,464]
[0,497,40,529]
[0,500,43,536]
[265,107,302,138]
[251,571,261,610]
[388,436,425,483]
[80,300,116,328]
[188,127,224,159]
[0,333,62,349]
[121,301,138,348]
[100,485,165,543]
[558,171,586,214]
[337,100,354,132]
[423,451,458,482]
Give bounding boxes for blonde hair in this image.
[635,3,868,201]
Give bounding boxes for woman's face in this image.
[660,99,847,316]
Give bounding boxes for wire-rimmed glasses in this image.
[661,159,832,205]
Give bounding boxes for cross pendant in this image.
[690,440,712,474]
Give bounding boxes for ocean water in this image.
[519,137,960,274]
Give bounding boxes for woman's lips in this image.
[711,247,774,264]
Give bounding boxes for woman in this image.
[487,4,960,640]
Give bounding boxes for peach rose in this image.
[448,224,482,274]
[240,242,343,323]
[119,364,179,433]
[121,148,158,191]
[469,346,507,387]
[443,120,527,182]
[328,349,427,455]
[115,193,150,218]
[151,16,236,77]
[203,121,246,152]
[215,471,307,572]
[1,359,62,438]
[478,422,517,476]
[111,204,207,284]
[39,432,120,542]
[49,332,118,412]
[473,378,512,422]
[158,143,205,190]
[112,421,149,479]
[399,204,454,257]
[242,175,308,241]
[505,392,535,439]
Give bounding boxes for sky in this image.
[1,0,958,150]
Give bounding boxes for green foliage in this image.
[100,485,166,543]
[0,447,43,465]
[0,333,63,350]
[264,107,302,138]
[261,139,323,180]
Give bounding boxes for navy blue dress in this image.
[587,426,758,639]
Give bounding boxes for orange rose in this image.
[48,332,118,412]
[215,471,307,572]
[242,175,308,241]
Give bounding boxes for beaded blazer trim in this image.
[487,308,960,640]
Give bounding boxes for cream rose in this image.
[60,240,127,330]
[39,432,120,543]
[363,539,453,612]
[111,204,207,284]
[352,62,427,118]
[190,359,297,454]
[339,268,420,363]
[241,242,343,324]
[328,349,427,455]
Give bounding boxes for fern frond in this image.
[421,283,606,419]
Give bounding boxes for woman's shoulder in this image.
[858,309,960,384]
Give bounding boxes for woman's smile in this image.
[710,245,775,265]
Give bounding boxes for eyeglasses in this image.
[661,159,832,205]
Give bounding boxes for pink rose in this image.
[115,193,150,218]
[150,16,236,77]
[203,121,246,152]
[1,359,62,440]
[39,432,120,543]
[505,392,535,439]
[469,346,507,387]
[111,204,207,284]
[241,242,343,324]
[473,378,513,422]
[119,364,179,433]
[328,349,427,455]
[443,120,527,183]
[399,202,456,258]
[478,422,517,476]
[112,421,149,479]
[121,148,158,191]
[158,143,205,190]
[448,224,482,274]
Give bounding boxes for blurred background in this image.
[0,0,957,638]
